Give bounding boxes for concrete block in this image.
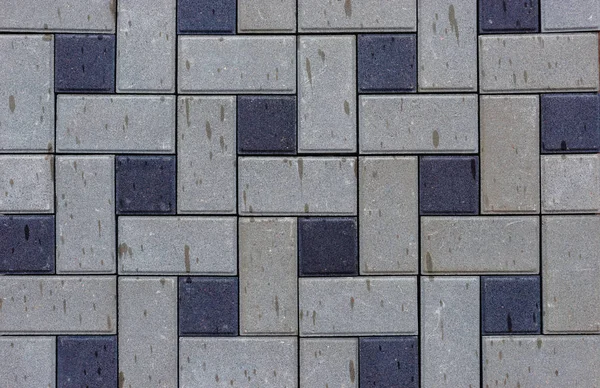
[541,0,600,31]
[240,218,298,335]
[421,277,480,388]
[238,0,296,32]
[56,95,175,153]
[0,35,54,152]
[300,338,358,388]
[360,337,418,388]
[481,95,540,213]
[298,36,356,152]
[359,95,478,153]
[299,276,418,336]
[180,337,298,388]
[479,0,539,33]
[57,336,117,387]
[541,154,600,213]
[117,0,176,92]
[359,156,418,274]
[118,277,177,388]
[422,216,539,274]
[0,155,54,213]
[543,216,600,333]
[0,337,55,388]
[178,96,236,213]
[177,0,236,34]
[479,33,599,93]
[118,216,237,274]
[56,156,115,273]
[178,36,296,94]
[0,216,55,274]
[238,157,357,216]
[0,276,116,334]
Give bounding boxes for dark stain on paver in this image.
[344,100,350,115]
[118,371,125,388]
[306,58,312,85]
[205,121,212,140]
[433,130,439,148]
[184,244,191,273]
[448,5,459,42]
[298,158,304,180]
[426,252,433,272]
[344,0,352,17]
[349,360,356,383]
[8,95,15,113]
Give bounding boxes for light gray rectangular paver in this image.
[238,0,296,32]
[299,277,418,336]
[0,35,54,152]
[56,95,175,153]
[177,96,236,214]
[0,276,116,334]
[240,218,298,335]
[421,216,540,274]
[299,36,356,152]
[359,157,418,274]
[178,36,296,94]
[542,0,600,31]
[541,154,600,214]
[300,338,358,388]
[0,0,115,32]
[118,216,237,275]
[543,216,600,333]
[180,337,298,388]
[119,277,177,388]
[418,0,477,91]
[0,337,55,388]
[56,156,115,273]
[239,157,357,215]
[483,336,600,388]
[117,0,175,92]
[298,0,416,32]
[479,33,599,93]
[0,155,54,213]
[421,277,480,388]
[359,95,478,153]
[481,95,540,213]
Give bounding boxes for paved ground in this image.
[0,0,599,387]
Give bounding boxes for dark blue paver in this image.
[177,0,236,34]
[360,336,419,388]
[0,215,54,274]
[479,0,539,33]
[57,336,117,388]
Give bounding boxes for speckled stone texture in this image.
[479,0,539,33]
[57,336,117,388]
[360,336,419,388]
[0,215,55,273]
[177,0,236,34]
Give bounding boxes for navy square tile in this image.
[420,156,479,215]
[482,276,541,335]
[237,96,297,155]
[358,34,417,93]
[298,217,358,276]
[360,336,419,388]
[0,215,54,274]
[479,0,539,33]
[179,277,238,336]
[57,336,117,388]
[177,0,236,34]
[55,34,115,93]
[541,94,600,153]
[115,156,176,215]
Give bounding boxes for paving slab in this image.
[238,0,296,32]
[300,338,358,388]
[360,336,419,388]
[57,336,117,387]
[0,215,55,274]
[0,337,55,388]
[479,0,539,33]
[541,0,600,31]
[0,155,54,213]
[177,0,236,34]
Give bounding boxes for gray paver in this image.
[238,157,357,215]
[177,96,236,214]
[116,0,175,92]
[421,216,539,274]
[0,0,115,32]
[299,277,418,336]
[483,336,600,387]
[239,218,298,335]
[299,36,356,152]
[118,216,237,275]
[541,0,600,32]
[359,95,478,153]
[56,156,115,273]
[300,338,358,388]
[418,0,477,91]
[0,337,55,388]
[543,216,600,333]
[541,154,600,214]
[0,276,116,334]
[359,157,418,274]
[56,95,175,153]
[179,337,298,388]
[481,95,540,213]
[0,155,54,213]
[119,277,177,388]
[479,33,599,93]
[421,277,480,388]
[238,0,296,32]
[298,0,416,32]
[178,36,296,94]
[0,35,54,152]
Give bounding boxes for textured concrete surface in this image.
[479,0,538,33]
[238,0,296,32]
[541,0,600,31]
[0,155,54,213]
[57,336,117,387]
[0,337,55,388]
[300,338,358,388]
[360,336,419,388]
[0,215,55,273]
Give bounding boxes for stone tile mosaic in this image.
[1,0,599,386]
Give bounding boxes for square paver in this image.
[0,215,55,274]
[479,0,539,33]
[57,336,117,388]
[177,0,236,34]
[359,336,419,388]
